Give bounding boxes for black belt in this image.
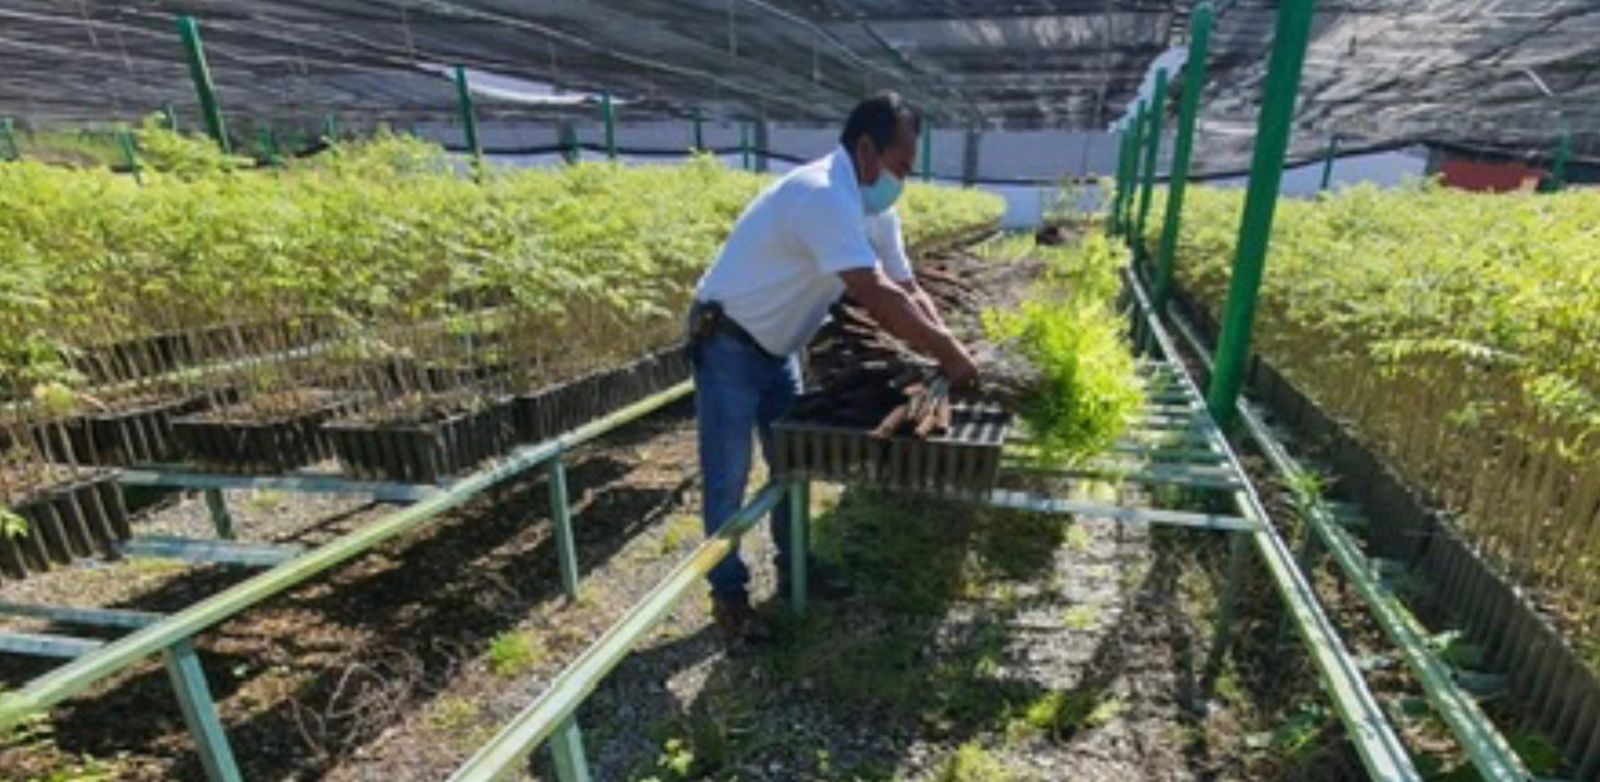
[688,300,781,360]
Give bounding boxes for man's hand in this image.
[838,268,979,387]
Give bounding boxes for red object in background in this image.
[1438,159,1547,192]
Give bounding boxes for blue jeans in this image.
[692,331,802,597]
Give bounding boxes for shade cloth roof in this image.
[2,1,1596,167]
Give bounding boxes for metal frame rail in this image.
[443,272,1420,781]
[0,382,693,782]
[1127,268,1423,781]
[1165,309,1541,781]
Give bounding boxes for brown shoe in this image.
[711,592,773,646]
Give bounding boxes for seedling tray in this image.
[325,399,515,484]
[513,348,690,443]
[773,402,1011,493]
[0,469,129,581]
[172,391,361,475]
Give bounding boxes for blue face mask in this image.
[861,170,904,215]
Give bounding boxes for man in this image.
[688,92,980,644]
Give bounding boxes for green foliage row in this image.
[1144,182,1600,654]
[0,124,1004,401]
[984,232,1143,464]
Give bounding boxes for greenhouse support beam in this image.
[788,480,810,611]
[1110,122,1135,236]
[602,91,617,160]
[1116,102,1147,238]
[1126,269,1421,782]
[447,484,788,782]
[920,119,932,182]
[1205,0,1318,430]
[177,17,230,154]
[1319,134,1339,191]
[117,129,142,184]
[1164,309,1532,782]
[259,127,280,167]
[0,382,693,731]
[1548,130,1571,192]
[1153,3,1214,309]
[1,118,19,161]
[453,66,482,165]
[1134,68,1171,261]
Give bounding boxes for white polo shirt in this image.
[695,145,914,357]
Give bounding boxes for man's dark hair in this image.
[840,91,922,153]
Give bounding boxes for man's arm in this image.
[895,277,947,331]
[839,268,977,386]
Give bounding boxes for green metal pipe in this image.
[602,90,616,160]
[1120,102,1148,238]
[448,483,786,782]
[117,129,142,184]
[1204,0,1318,430]
[787,480,810,611]
[0,118,17,162]
[1548,130,1571,192]
[1318,134,1339,192]
[453,66,482,165]
[0,382,693,729]
[176,16,230,154]
[1134,68,1171,260]
[1110,124,1135,236]
[322,113,338,142]
[258,127,280,168]
[162,103,179,132]
[1152,4,1214,309]
[920,118,932,182]
[740,121,752,171]
[1165,305,1531,782]
[692,109,704,153]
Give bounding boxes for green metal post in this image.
[177,16,230,154]
[560,121,579,165]
[1134,68,1170,263]
[1548,130,1571,192]
[322,113,338,142]
[1119,102,1148,239]
[1153,4,1214,309]
[163,639,243,782]
[1205,0,1319,430]
[548,717,592,782]
[920,118,932,182]
[203,489,235,540]
[1,118,19,161]
[1109,124,1134,236]
[549,456,581,600]
[1318,134,1339,192]
[787,480,810,612]
[692,109,704,153]
[258,127,280,167]
[601,90,616,160]
[118,129,143,184]
[740,121,751,171]
[453,65,482,165]
[162,103,179,132]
